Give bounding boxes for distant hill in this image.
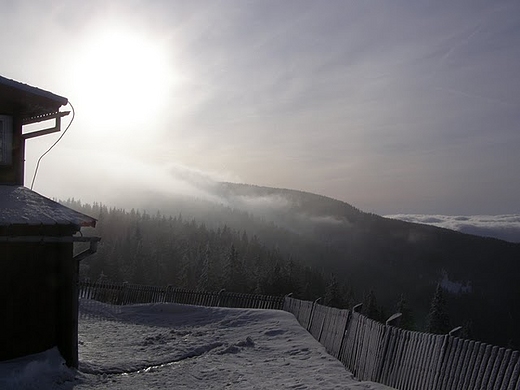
[209,183,520,347]
[70,182,520,349]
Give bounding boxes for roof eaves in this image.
[0,75,68,107]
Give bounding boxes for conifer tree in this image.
[324,274,345,309]
[363,289,380,321]
[266,262,287,296]
[65,199,355,301]
[396,294,415,330]
[426,284,451,334]
[223,244,247,293]
[460,319,473,340]
[198,243,220,291]
[178,254,196,289]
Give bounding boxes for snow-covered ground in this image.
[1,300,394,389]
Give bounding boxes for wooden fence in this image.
[78,281,284,310]
[77,282,519,389]
[284,296,520,390]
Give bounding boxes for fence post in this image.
[283,293,293,312]
[318,306,327,342]
[437,326,462,389]
[432,334,450,390]
[375,312,402,383]
[449,326,462,337]
[337,308,353,361]
[386,312,402,327]
[217,289,225,307]
[164,285,172,303]
[307,297,321,332]
[117,282,128,305]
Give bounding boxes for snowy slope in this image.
[0,300,394,389]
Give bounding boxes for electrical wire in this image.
[30,101,75,190]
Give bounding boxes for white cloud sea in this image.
[385,214,520,243]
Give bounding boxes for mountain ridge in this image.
[69,181,520,348]
[172,182,520,348]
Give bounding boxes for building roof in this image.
[0,186,96,229]
[0,75,68,119]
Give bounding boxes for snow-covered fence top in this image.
[284,296,520,390]
[78,281,284,311]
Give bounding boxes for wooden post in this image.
[385,312,402,327]
[307,297,321,331]
[117,282,128,305]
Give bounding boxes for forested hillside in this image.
[64,182,520,349]
[68,200,352,308]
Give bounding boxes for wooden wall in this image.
[0,242,76,366]
[0,116,23,184]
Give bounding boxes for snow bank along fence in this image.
[284,296,520,390]
[78,282,519,389]
[78,281,284,310]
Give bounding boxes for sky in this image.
[1,0,520,215]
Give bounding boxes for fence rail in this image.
[284,296,520,390]
[78,281,284,310]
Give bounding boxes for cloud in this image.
[385,214,520,243]
[229,194,290,211]
[3,0,520,215]
[29,148,238,208]
[306,215,344,225]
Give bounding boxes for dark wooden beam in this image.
[22,111,70,140]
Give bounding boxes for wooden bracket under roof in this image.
[21,110,70,140]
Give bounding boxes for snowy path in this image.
[1,300,394,389]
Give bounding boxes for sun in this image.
[69,23,176,134]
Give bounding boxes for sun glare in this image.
[70,24,175,135]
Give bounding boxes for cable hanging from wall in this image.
[30,101,75,190]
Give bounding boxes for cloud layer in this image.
[385,214,520,243]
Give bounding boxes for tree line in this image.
[68,200,347,303]
[68,199,458,336]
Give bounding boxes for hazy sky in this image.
[1,0,519,215]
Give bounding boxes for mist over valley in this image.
[68,181,520,350]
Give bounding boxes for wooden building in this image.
[0,75,99,367]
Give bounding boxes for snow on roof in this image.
[0,186,96,229]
